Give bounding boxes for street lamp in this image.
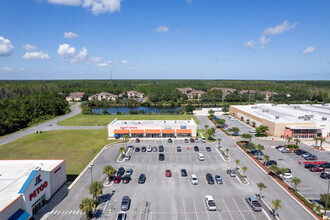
[89,163,94,201]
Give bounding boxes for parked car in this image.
[249,129,256,133]
[206,173,215,184]
[194,146,199,152]
[320,172,330,179]
[279,173,292,179]
[278,147,286,152]
[195,138,199,143]
[147,146,152,152]
[246,196,262,212]
[166,169,172,177]
[184,138,189,143]
[301,152,311,158]
[190,174,198,185]
[116,212,127,220]
[152,146,157,152]
[197,153,205,161]
[168,138,172,143]
[215,175,223,184]
[190,138,195,143]
[159,153,165,161]
[282,149,292,153]
[117,167,125,176]
[205,195,217,211]
[321,163,330,168]
[232,132,240,136]
[138,174,146,184]
[305,155,318,160]
[114,175,122,184]
[135,138,140,143]
[124,154,131,160]
[159,145,164,152]
[294,149,306,155]
[305,163,317,169]
[265,160,277,166]
[227,169,236,177]
[181,169,187,177]
[201,138,207,143]
[205,147,211,152]
[122,175,131,184]
[275,145,284,149]
[126,168,133,176]
[141,146,146,152]
[121,196,130,211]
[251,150,264,157]
[177,146,182,152]
[286,168,292,173]
[310,166,325,172]
[135,147,140,152]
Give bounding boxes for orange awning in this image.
[145,129,161,134]
[114,129,129,134]
[162,129,175,134]
[176,129,191,134]
[130,129,144,134]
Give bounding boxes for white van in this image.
[197,153,205,161]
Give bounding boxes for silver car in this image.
[246,196,262,212]
[121,196,130,211]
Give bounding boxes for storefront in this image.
[113,129,129,138]
[176,129,192,137]
[145,129,161,138]
[162,129,175,138]
[130,129,144,138]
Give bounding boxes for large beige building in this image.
[230,104,330,138]
[108,118,197,139]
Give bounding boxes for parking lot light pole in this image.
[89,163,94,201]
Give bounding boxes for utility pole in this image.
[89,164,94,201]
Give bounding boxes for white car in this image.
[147,146,152,152]
[279,173,293,179]
[124,154,131,160]
[277,147,285,152]
[197,153,205,161]
[205,195,217,211]
[249,129,256,133]
[190,174,198,185]
[195,138,199,143]
[116,211,126,220]
[201,138,207,143]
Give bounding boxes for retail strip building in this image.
[108,118,197,138]
[0,160,67,220]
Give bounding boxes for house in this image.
[259,91,278,101]
[186,90,206,99]
[66,92,85,102]
[126,90,144,98]
[177,88,196,94]
[211,87,236,98]
[88,92,118,101]
[238,90,258,95]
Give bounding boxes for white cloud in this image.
[22,44,38,52]
[1,67,13,72]
[263,20,298,35]
[90,57,102,62]
[155,26,169,33]
[97,62,108,67]
[120,60,128,64]
[48,0,81,6]
[23,51,51,60]
[57,44,76,58]
[64,32,79,39]
[0,36,14,56]
[243,39,266,50]
[70,47,88,63]
[302,46,315,54]
[259,36,270,45]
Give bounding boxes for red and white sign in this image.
[29,181,48,201]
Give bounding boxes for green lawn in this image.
[58,113,199,126]
[197,129,215,143]
[0,130,118,179]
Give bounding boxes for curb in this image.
[68,141,121,190]
[215,147,231,162]
[235,143,319,220]
[260,197,275,220]
[235,169,250,185]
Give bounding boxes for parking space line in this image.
[222,197,234,220]
[232,197,246,220]
[189,155,192,163]
[208,155,213,162]
[241,197,257,220]
[201,198,211,220]
[182,199,188,220]
[192,198,199,220]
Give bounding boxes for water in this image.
[92,106,180,114]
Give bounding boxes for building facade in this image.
[108,118,197,138]
[88,92,118,101]
[65,92,85,102]
[0,160,67,220]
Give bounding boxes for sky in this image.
[0,0,330,80]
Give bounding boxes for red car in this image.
[309,166,325,172]
[136,138,140,143]
[114,175,122,183]
[166,169,172,177]
[190,138,195,143]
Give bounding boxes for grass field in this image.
[197,129,215,143]
[58,113,199,126]
[0,130,118,179]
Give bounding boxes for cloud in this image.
[64,32,79,39]
[259,35,270,45]
[263,20,298,35]
[57,44,76,58]
[1,67,13,72]
[120,60,128,64]
[70,47,88,63]
[90,57,102,62]
[48,0,122,15]
[97,62,108,67]
[0,36,14,56]
[22,44,38,52]
[155,26,169,33]
[302,46,315,54]
[23,51,51,60]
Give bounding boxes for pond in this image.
[92,106,180,114]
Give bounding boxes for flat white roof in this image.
[0,160,63,212]
[232,104,330,124]
[109,118,197,126]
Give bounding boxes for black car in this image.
[122,175,131,184]
[135,147,140,152]
[304,163,317,169]
[276,145,284,149]
[159,145,164,152]
[320,172,330,179]
[265,160,277,166]
[168,138,172,143]
[138,174,146,183]
[206,147,211,152]
[251,150,264,156]
[321,163,330,168]
[206,173,214,184]
[286,168,292,173]
[128,145,134,149]
[184,139,189,143]
[305,155,317,160]
[194,146,199,152]
[181,169,187,177]
[117,167,125,176]
[177,146,182,152]
[141,147,146,152]
[294,149,306,155]
[159,153,165,161]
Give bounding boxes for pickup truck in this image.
[246,196,262,212]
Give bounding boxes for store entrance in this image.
[32,194,45,215]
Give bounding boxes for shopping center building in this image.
[0,160,67,220]
[107,118,197,139]
[230,104,330,138]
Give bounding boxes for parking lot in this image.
[105,139,269,220]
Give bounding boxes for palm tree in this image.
[242,166,248,177]
[204,125,209,130]
[102,165,116,183]
[291,177,302,192]
[217,138,222,147]
[286,136,292,144]
[256,144,264,159]
[88,181,103,202]
[257,182,267,200]
[294,139,300,146]
[278,167,287,180]
[119,147,126,156]
[272,199,282,218]
[79,198,94,219]
[319,138,325,149]
[123,135,129,150]
[235,159,240,170]
[313,137,319,148]
[264,154,270,165]
[225,148,229,156]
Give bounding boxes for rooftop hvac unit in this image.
[304,117,310,121]
[298,116,305,119]
[272,104,278,106]
[124,121,127,124]
[275,116,280,119]
[262,109,269,112]
[322,117,327,121]
[251,106,258,109]
[305,115,314,118]
[138,122,141,124]
[293,106,301,109]
[163,121,166,123]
